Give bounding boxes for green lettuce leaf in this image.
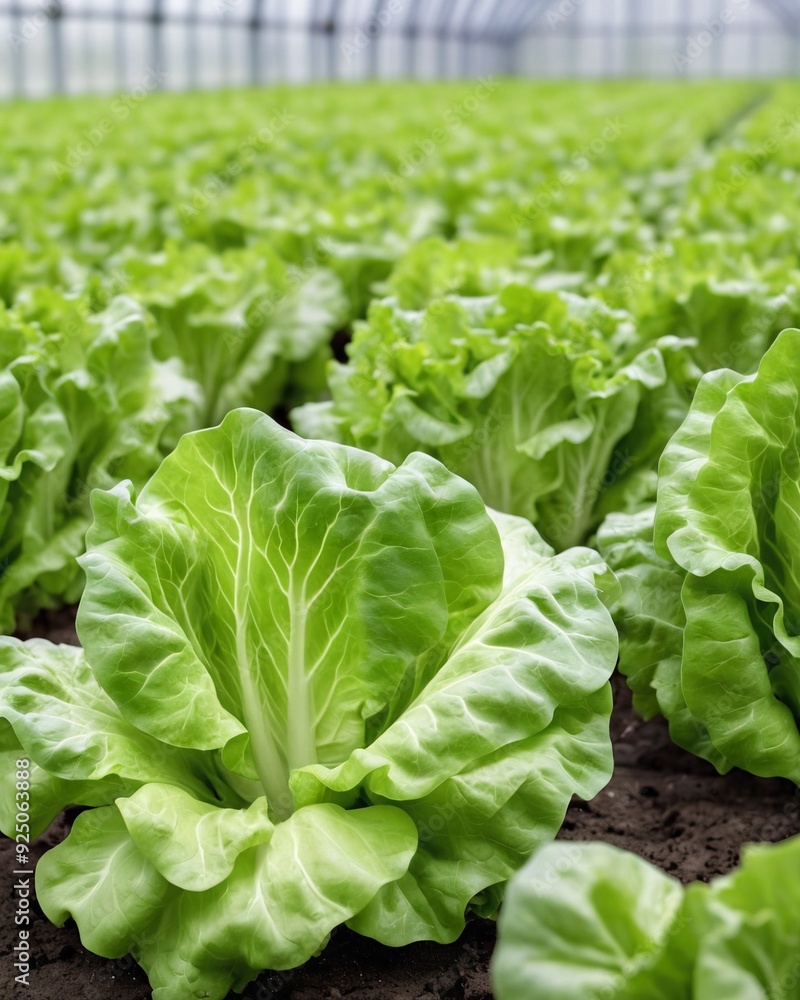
[117,240,347,424]
[600,329,800,781]
[0,293,200,633]
[37,802,416,999]
[492,837,800,1000]
[292,286,698,549]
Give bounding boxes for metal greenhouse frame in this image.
[1,0,798,97]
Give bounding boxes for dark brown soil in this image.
[13,606,83,646]
[3,612,798,1000]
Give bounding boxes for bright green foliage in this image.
[593,239,800,375]
[599,329,800,782]
[2,81,799,631]
[492,837,800,1000]
[293,286,699,549]
[0,251,344,632]
[2,76,800,997]
[0,411,617,999]
[0,292,199,633]
[110,241,347,424]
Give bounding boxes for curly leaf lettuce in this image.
[492,837,800,1000]
[599,328,800,781]
[117,240,348,424]
[0,293,200,633]
[292,286,699,549]
[1,411,617,999]
[595,240,799,377]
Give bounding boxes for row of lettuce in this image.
[3,245,796,634]
[4,81,800,636]
[1,82,799,999]
[5,81,800,333]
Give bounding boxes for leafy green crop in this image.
[2,77,800,994]
[0,246,345,631]
[599,328,800,781]
[1,411,617,999]
[0,82,794,632]
[110,240,347,425]
[293,285,699,550]
[492,837,800,1000]
[593,238,800,374]
[0,292,199,633]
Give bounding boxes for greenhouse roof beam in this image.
[457,0,490,76]
[186,0,201,88]
[502,0,552,41]
[436,0,462,31]
[249,0,266,82]
[0,0,547,45]
[309,0,336,32]
[759,0,800,36]
[435,0,461,74]
[481,0,524,42]
[151,0,164,78]
[458,0,488,37]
